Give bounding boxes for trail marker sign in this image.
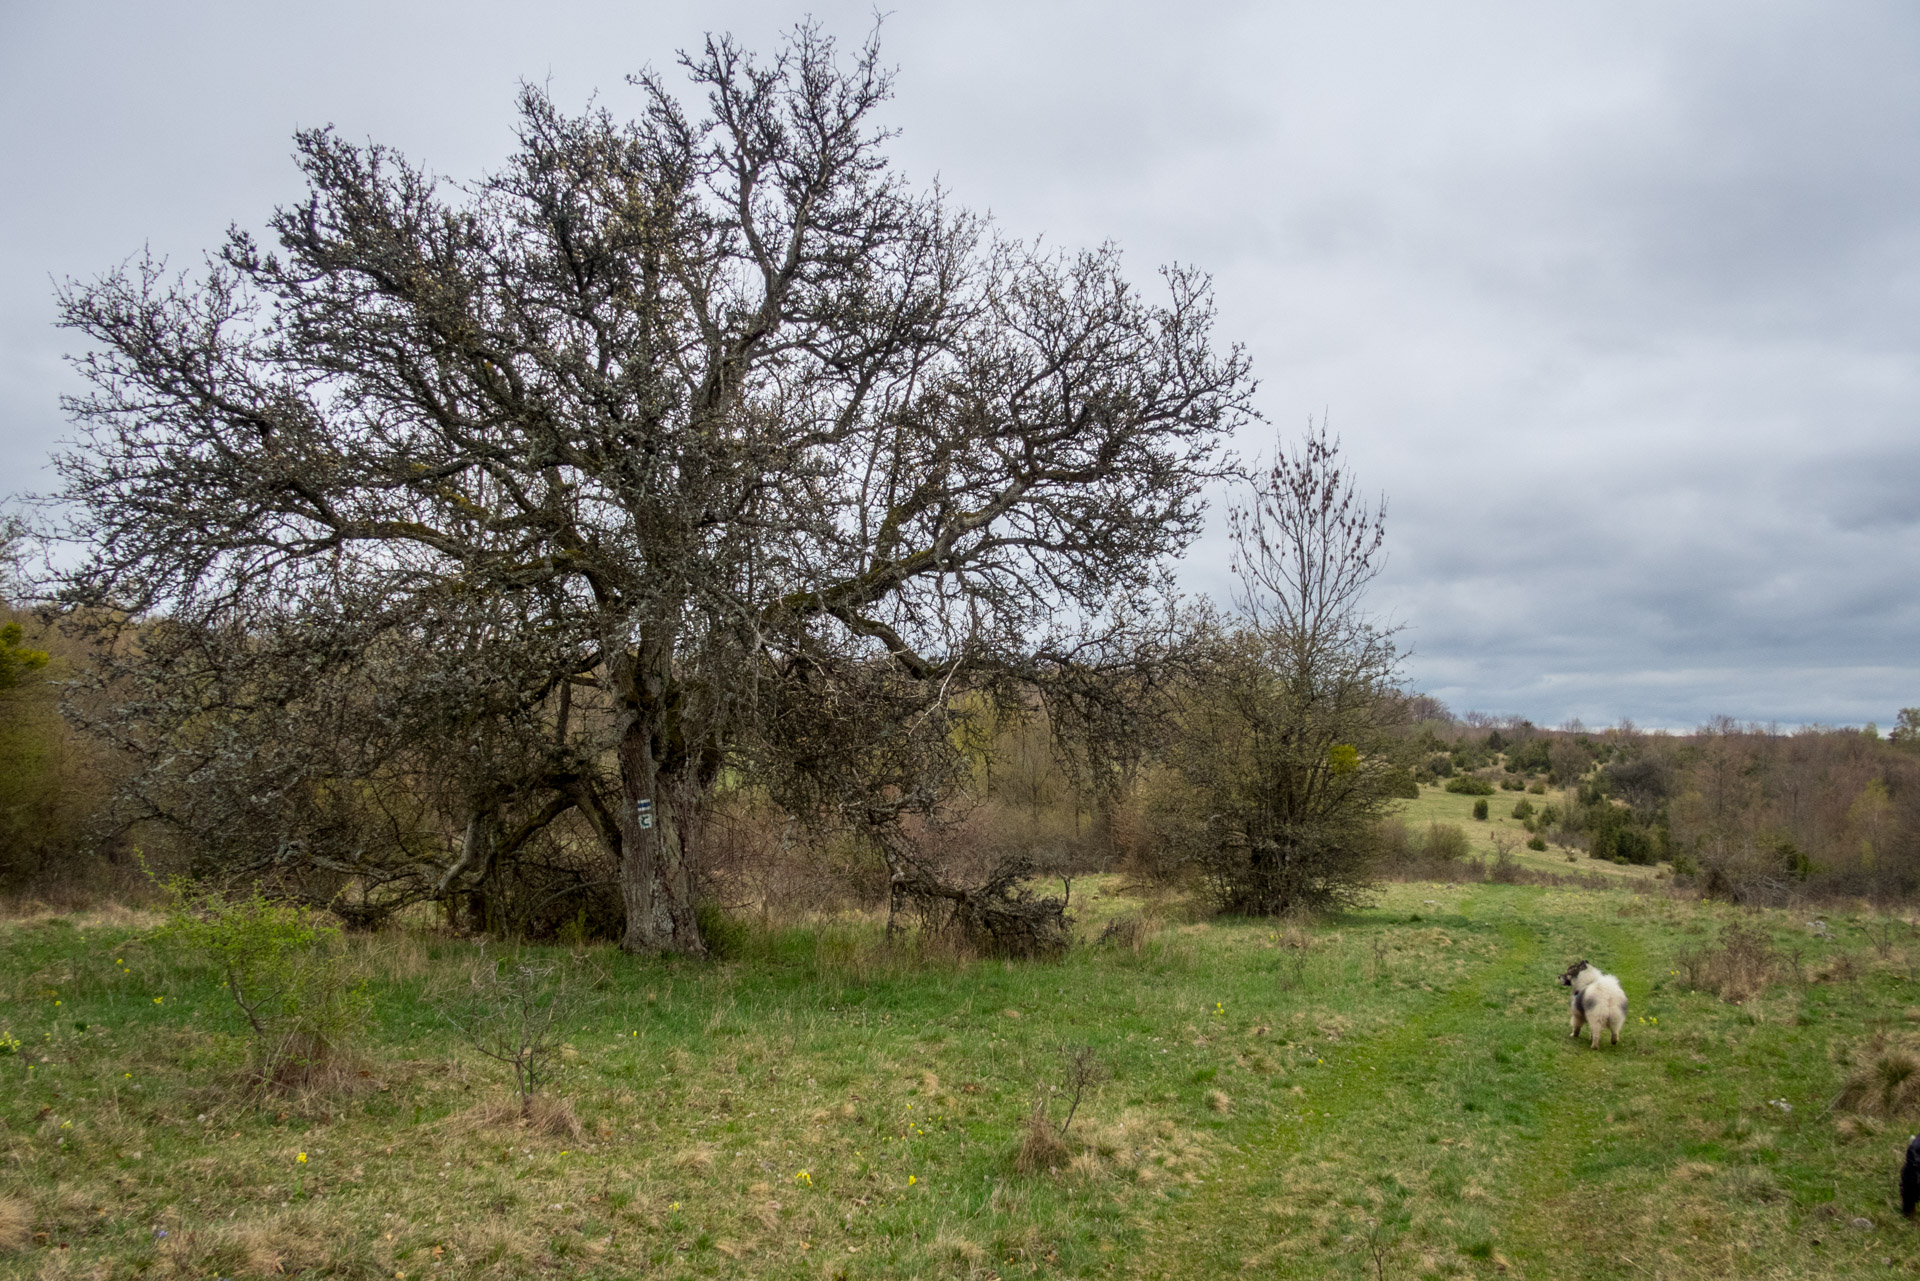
[636,798,654,830]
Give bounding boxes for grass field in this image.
[1392,783,1664,884]
[3,878,1919,1279]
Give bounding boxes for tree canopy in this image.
[53,25,1255,952]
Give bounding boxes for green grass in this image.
[2,881,1918,1278]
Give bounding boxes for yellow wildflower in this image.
[297,1152,307,1164]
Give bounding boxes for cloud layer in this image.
[4,1,1914,728]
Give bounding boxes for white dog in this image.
[1558,959,1627,1049]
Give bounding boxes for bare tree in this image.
[1173,422,1406,915]
[51,24,1253,953]
[439,955,572,1119]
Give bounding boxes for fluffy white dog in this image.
[1558,959,1627,1049]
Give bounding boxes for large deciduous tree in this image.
[52,25,1253,953]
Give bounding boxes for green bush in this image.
[1472,798,1489,821]
[1526,836,1547,852]
[158,883,366,1088]
[1381,767,1421,800]
[695,901,756,961]
[1511,798,1535,822]
[1443,775,1494,796]
[0,621,49,691]
[1422,822,1471,863]
[1526,780,1547,795]
[1503,739,1553,775]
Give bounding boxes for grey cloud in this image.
[4,0,1916,729]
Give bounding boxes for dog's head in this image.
[1558,960,1590,987]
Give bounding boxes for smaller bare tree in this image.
[1173,422,1408,915]
[439,955,573,1119]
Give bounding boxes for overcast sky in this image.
[3,1,1915,729]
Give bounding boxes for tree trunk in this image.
[614,709,707,957]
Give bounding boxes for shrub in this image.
[157,884,367,1089]
[1472,798,1489,821]
[1499,776,1524,791]
[437,955,575,1120]
[1511,798,1535,821]
[1588,812,1656,865]
[1423,822,1470,862]
[695,902,755,961]
[1674,919,1777,1003]
[1381,767,1421,800]
[1444,775,1494,796]
[1526,836,1546,851]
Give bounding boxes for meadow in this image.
[1393,783,1663,885]
[3,871,1919,1280]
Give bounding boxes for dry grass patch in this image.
[933,1228,988,1266]
[1836,1033,1920,1119]
[155,1208,343,1278]
[675,1142,716,1174]
[441,1092,582,1139]
[0,1194,29,1252]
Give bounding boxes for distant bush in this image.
[1584,802,1656,865]
[1511,799,1535,822]
[1504,739,1553,775]
[1444,776,1494,796]
[1472,798,1489,821]
[1423,823,1470,862]
[1381,767,1421,800]
[1526,836,1547,851]
[1499,776,1524,791]
[1526,780,1547,795]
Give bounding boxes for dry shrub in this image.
[1206,1089,1231,1114]
[0,1195,27,1252]
[890,853,1074,959]
[1674,919,1777,1002]
[1837,1035,1920,1119]
[1097,911,1162,954]
[1814,952,1861,984]
[675,1143,716,1174]
[1014,1110,1072,1175]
